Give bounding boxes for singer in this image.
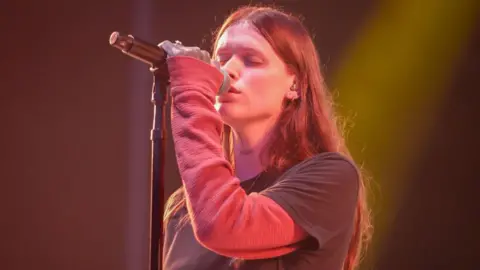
[161,5,372,270]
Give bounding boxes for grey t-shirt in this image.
[163,152,359,270]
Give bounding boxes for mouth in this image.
[218,93,239,103]
[218,86,241,103]
[218,94,235,103]
[227,86,241,94]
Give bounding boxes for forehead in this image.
[215,22,271,54]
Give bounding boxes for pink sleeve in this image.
[167,56,308,259]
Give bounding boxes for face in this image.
[214,22,295,129]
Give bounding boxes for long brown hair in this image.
[164,5,372,270]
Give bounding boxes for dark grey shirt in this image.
[163,152,359,270]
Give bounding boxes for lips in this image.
[218,86,241,103]
[218,93,236,103]
[227,86,241,94]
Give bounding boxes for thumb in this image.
[158,40,179,57]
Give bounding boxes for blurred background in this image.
[1,0,479,269]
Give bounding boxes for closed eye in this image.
[216,53,264,67]
[243,55,263,66]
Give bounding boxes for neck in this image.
[232,118,276,181]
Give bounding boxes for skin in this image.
[214,22,296,181]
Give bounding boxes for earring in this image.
[286,82,299,100]
[286,90,299,100]
[290,82,297,91]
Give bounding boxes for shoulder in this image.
[306,151,357,166]
[295,151,357,168]
[262,151,360,205]
[280,152,359,186]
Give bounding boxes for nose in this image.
[222,57,240,81]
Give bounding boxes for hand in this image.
[158,40,231,95]
[158,40,212,65]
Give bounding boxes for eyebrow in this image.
[215,44,264,56]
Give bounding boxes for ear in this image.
[284,71,299,100]
[285,67,296,89]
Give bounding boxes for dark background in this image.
[1,0,478,269]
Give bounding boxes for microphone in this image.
[109,31,166,67]
[109,31,231,95]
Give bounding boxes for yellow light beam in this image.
[332,0,479,267]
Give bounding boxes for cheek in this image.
[243,71,286,99]
[218,70,289,123]
[242,70,288,110]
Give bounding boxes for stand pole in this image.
[148,65,169,270]
[108,31,170,270]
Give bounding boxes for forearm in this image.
[168,56,306,259]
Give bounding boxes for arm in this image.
[168,56,306,259]
[168,56,357,259]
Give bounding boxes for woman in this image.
[160,5,372,270]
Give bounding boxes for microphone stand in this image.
[109,32,230,269]
[109,31,168,270]
[148,63,169,270]
[109,30,230,270]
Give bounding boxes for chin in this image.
[218,103,245,126]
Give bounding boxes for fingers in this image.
[200,50,211,63]
[158,40,176,57]
[187,46,210,63]
[158,40,213,64]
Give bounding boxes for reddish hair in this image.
[164,5,372,270]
